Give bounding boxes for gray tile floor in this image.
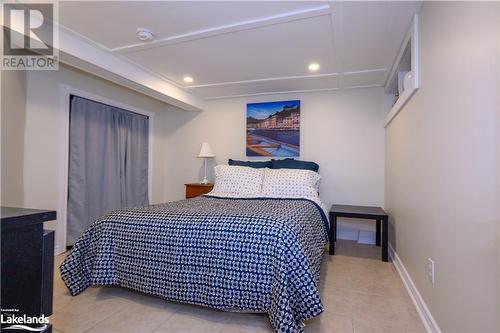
[51,240,425,333]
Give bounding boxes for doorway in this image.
[66,94,150,246]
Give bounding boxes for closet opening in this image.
[65,94,151,248]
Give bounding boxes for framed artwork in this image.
[246,100,300,157]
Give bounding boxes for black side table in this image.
[329,204,389,262]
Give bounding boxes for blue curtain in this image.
[67,96,149,245]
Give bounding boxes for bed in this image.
[60,165,329,333]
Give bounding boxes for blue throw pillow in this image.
[228,159,271,168]
[270,159,319,172]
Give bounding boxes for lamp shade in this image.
[198,142,215,158]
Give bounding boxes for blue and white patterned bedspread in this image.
[60,196,329,332]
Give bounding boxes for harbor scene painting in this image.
[246,100,300,157]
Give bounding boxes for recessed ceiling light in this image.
[136,28,154,42]
[183,76,194,83]
[308,63,320,72]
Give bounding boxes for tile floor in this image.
[51,240,425,333]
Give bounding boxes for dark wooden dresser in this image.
[1,207,56,333]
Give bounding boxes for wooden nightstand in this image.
[185,183,214,199]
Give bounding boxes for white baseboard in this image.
[357,230,376,245]
[337,228,359,241]
[337,223,376,245]
[389,244,442,333]
[54,245,64,256]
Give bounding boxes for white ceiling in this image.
[59,1,422,100]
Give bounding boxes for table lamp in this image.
[198,142,215,184]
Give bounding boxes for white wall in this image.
[23,64,176,253]
[385,2,499,332]
[1,70,26,207]
[162,88,386,232]
[3,64,386,252]
[498,5,500,331]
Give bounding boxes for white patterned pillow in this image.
[212,165,264,195]
[262,168,321,198]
